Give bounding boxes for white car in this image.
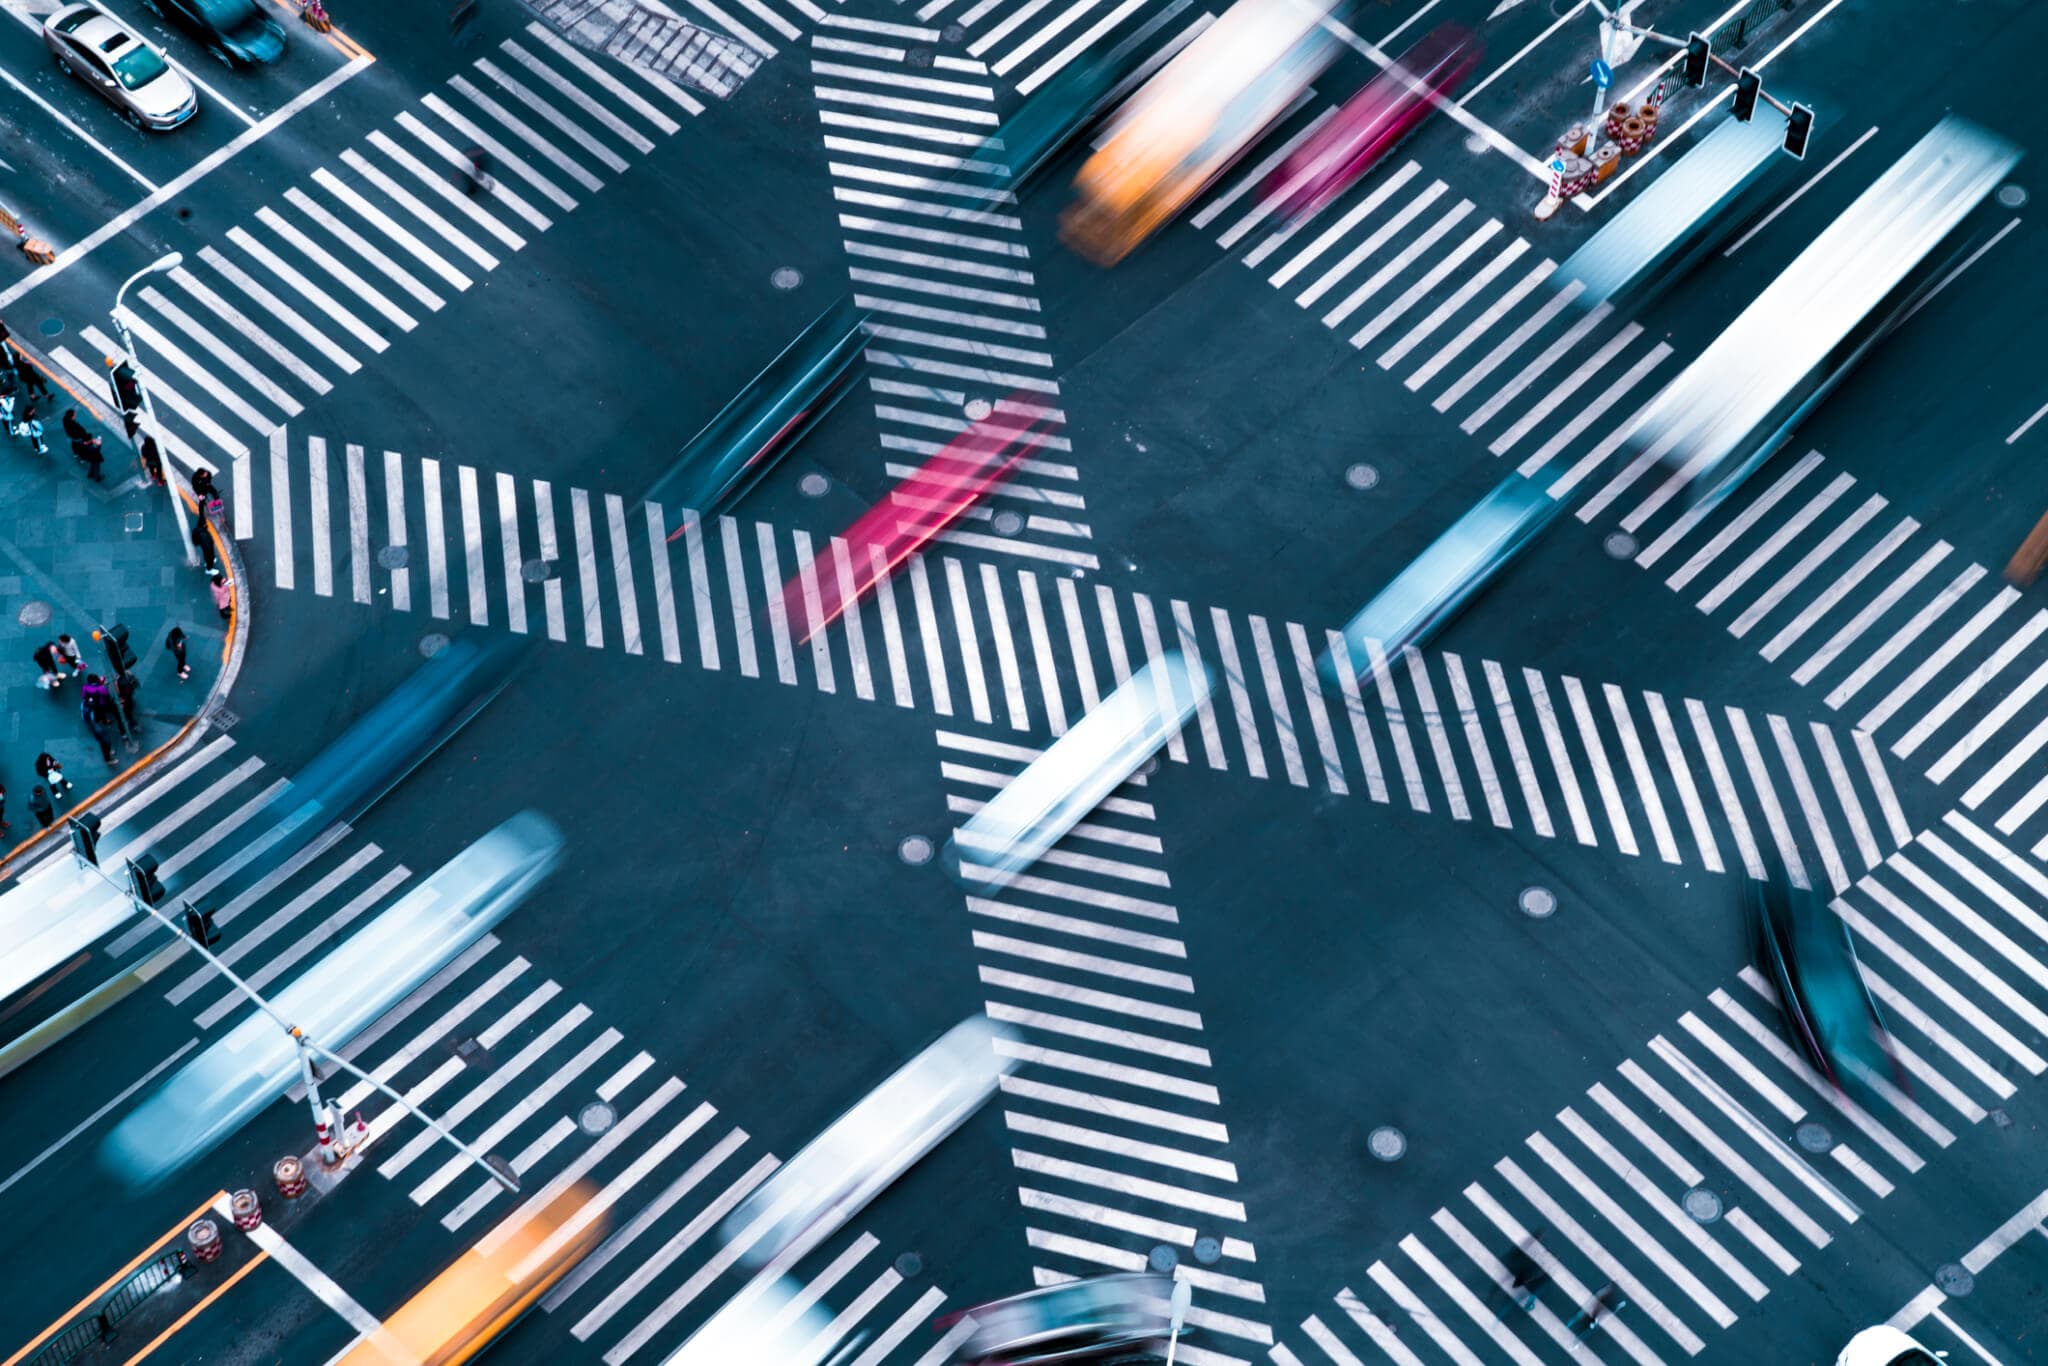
[1837,1326,1943,1365]
[43,3,197,130]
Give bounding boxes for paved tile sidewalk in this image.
[0,335,230,853]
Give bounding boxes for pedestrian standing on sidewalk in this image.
[117,669,140,731]
[190,466,223,520]
[29,784,54,829]
[210,569,232,621]
[167,625,190,680]
[73,433,105,482]
[15,400,47,455]
[35,752,73,800]
[81,678,117,765]
[13,342,53,401]
[139,435,165,487]
[192,517,218,571]
[62,408,89,443]
[34,641,63,690]
[0,363,16,426]
[54,634,84,677]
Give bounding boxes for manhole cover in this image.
[124,512,146,534]
[1147,1245,1178,1273]
[454,1037,487,1064]
[1345,462,1379,491]
[204,703,239,730]
[1795,1121,1832,1153]
[992,510,1024,536]
[580,1102,616,1135]
[1998,184,2028,209]
[898,835,934,866]
[799,473,831,498]
[1193,1236,1221,1265]
[1464,132,1490,156]
[1991,1108,2013,1129]
[1603,532,1638,560]
[894,1252,924,1277]
[771,267,802,291]
[17,600,52,627]
[1367,1126,1407,1161]
[1137,756,1160,778]
[521,558,555,583]
[1068,566,1087,579]
[378,545,410,570]
[38,317,64,337]
[963,398,993,421]
[941,22,965,42]
[906,46,934,67]
[1682,1187,1723,1223]
[1518,886,1557,918]
[1935,1263,1975,1296]
[420,633,450,658]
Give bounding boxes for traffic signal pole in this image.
[71,830,516,1192]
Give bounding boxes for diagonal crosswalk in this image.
[16,734,960,1366]
[244,438,1926,885]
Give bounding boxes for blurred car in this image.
[1319,473,1556,691]
[1835,1325,1942,1365]
[946,1274,1177,1363]
[1263,23,1479,222]
[140,0,286,67]
[42,4,197,130]
[1748,875,1909,1103]
[720,1015,1018,1269]
[972,28,1162,189]
[781,393,1054,643]
[1061,0,1341,265]
[648,298,869,525]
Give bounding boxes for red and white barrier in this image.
[230,1189,262,1232]
[275,1156,307,1200]
[188,1219,222,1263]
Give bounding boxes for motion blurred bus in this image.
[1061,0,1341,265]
[336,1186,605,1365]
[1629,115,2021,520]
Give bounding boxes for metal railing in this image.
[25,1252,186,1366]
[1709,0,1795,52]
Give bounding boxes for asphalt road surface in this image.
[4,0,2048,1363]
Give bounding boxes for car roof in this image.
[56,10,140,53]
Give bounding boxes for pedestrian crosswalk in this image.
[16,733,961,1366]
[1273,800,2047,1366]
[807,22,1099,572]
[1182,98,2048,862]
[247,438,1924,885]
[934,728,1271,1366]
[63,17,753,484]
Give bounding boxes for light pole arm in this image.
[1605,21,1794,116]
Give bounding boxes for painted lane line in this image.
[684,512,720,671]
[1523,669,1594,844]
[1861,587,2019,736]
[1404,647,1467,819]
[605,493,645,657]
[213,1193,381,1337]
[384,449,411,610]
[269,427,295,591]
[162,265,330,395]
[1327,632,1390,803]
[195,245,360,374]
[344,444,372,604]
[1724,125,1880,257]
[1605,684,1678,863]
[459,464,488,625]
[1380,236,1526,371]
[1408,258,1555,394]
[1562,675,1633,855]
[1482,658,1549,836]
[498,472,529,635]
[533,480,567,642]
[569,488,605,649]
[420,456,451,619]
[1795,540,1951,686]
[0,1040,198,1199]
[645,504,682,665]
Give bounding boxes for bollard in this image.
[1561,155,1596,197]
[1561,123,1590,157]
[1639,103,1659,146]
[1593,142,1621,183]
[1619,115,1648,155]
[275,1155,307,1199]
[230,1189,262,1231]
[1602,101,1632,142]
[19,238,54,265]
[189,1218,222,1263]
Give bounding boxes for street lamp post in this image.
[112,252,198,568]
[1163,1280,1192,1366]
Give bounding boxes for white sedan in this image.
[1837,1326,1943,1365]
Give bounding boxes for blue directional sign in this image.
[1591,58,1613,88]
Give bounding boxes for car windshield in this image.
[110,42,170,90]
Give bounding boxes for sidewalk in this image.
[0,326,242,862]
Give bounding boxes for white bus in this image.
[1630,115,2020,520]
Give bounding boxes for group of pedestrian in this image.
[1503,1230,1623,1334]
[7,625,197,835]
[0,321,55,456]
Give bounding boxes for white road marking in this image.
[497,472,529,634]
[533,480,567,642]
[308,436,334,598]
[645,504,682,664]
[1861,587,2019,735]
[270,426,294,591]
[459,464,488,625]
[384,449,411,611]
[346,444,371,604]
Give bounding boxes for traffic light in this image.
[183,902,220,948]
[110,361,142,412]
[100,623,136,676]
[1683,32,1711,87]
[1784,103,1814,160]
[126,854,165,907]
[68,811,102,868]
[1733,68,1761,122]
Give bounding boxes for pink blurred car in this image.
[1263,23,1479,222]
